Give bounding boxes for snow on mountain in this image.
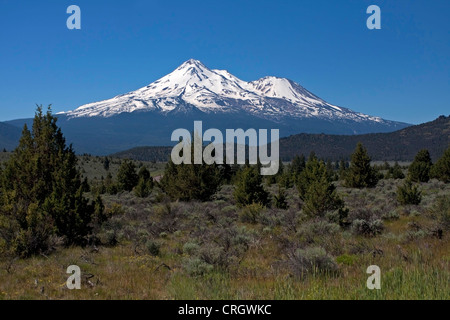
[64,59,385,124]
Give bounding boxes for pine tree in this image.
[345,143,378,188]
[134,166,153,198]
[389,161,405,179]
[160,144,222,201]
[408,149,432,182]
[273,186,288,209]
[103,157,110,171]
[291,154,306,176]
[233,165,269,207]
[0,106,104,257]
[296,156,345,217]
[104,172,118,194]
[338,159,347,180]
[302,172,344,217]
[117,160,139,191]
[431,146,449,183]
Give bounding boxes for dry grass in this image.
[0,178,449,300]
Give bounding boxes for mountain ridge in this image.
[110,116,449,162]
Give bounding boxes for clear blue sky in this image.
[0,0,448,124]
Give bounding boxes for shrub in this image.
[336,254,357,266]
[239,203,265,224]
[351,219,384,237]
[107,203,125,216]
[221,205,238,214]
[297,220,340,243]
[183,242,200,255]
[145,240,161,256]
[382,210,400,221]
[183,257,213,277]
[325,208,349,226]
[431,195,450,230]
[397,180,422,205]
[104,229,119,246]
[290,246,338,278]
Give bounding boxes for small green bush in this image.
[382,210,400,221]
[239,203,264,224]
[431,195,450,230]
[145,240,161,256]
[297,220,340,243]
[336,254,357,266]
[290,246,338,278]
[183,257,213,277]
[183,242,200,255]
[351,219,384,237]
[397,180,422,205]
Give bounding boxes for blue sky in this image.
[0,0,448,124]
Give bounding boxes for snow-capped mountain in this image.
[64,59,387,125]
[5,59,408,154]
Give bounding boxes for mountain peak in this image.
[177,59,207,70]
[63,60,402,130]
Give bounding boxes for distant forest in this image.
[111,116,449,162]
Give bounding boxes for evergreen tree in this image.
[431,146,450,183]
[408,149,432,182]
[338,159,347,180]
[160,143,222,201]
[233,165,270,207]
[103,157,110,171]
[291,154,306,176]
[389,161,405,179]
[345,143,378,188]
[105,172,118,194]
[296,155,345,217]
[117,160,139,191]
[219,160,233,184]
[302,172,344,217]
[0,106,104,257]
[273,186,288,209]
[134,166,153,198]
[325,159,336,181]
[138,166,151,182]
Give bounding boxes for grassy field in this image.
[0,170,448,300]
